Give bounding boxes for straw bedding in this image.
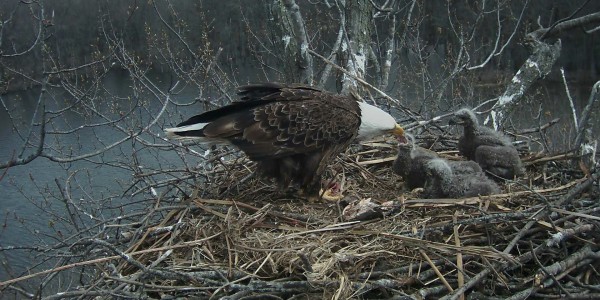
[84,136,599,299]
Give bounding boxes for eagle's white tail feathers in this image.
[165,122,210,141]
[164,128,194,140]
[165,122,232,147]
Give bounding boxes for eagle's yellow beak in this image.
[391,123,407,143]
[391,123,405,136]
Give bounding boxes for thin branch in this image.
[538,0,593,40]
[560,68,578,131]
[574,80,600,151]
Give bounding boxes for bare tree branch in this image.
[488,39,561,129]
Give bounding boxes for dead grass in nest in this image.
[41,139,600,299]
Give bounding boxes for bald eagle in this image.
[165,83,405,199]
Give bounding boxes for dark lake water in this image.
[0,71,597,291]
[0,71,206,288]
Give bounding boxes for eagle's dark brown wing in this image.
[200,84,361,161]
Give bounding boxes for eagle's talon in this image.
[318,180,343,202]
[320,188,344,202]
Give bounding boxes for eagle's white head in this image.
[356,101,404,141]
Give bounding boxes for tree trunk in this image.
[280,0,313,84]
[488,38,561,130]
[338,0,373,94]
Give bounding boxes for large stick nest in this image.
[75,136,599,299]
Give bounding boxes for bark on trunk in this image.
[339,0,373,94]
[281,0,313,84]
[488,39,561,130]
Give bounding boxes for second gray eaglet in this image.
[449,108,523,180]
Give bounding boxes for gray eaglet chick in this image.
[393,133,483,189]
[393,133,438,189]
[449,108,523,179]
[475,144,523,180]
[423,158,500,198]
